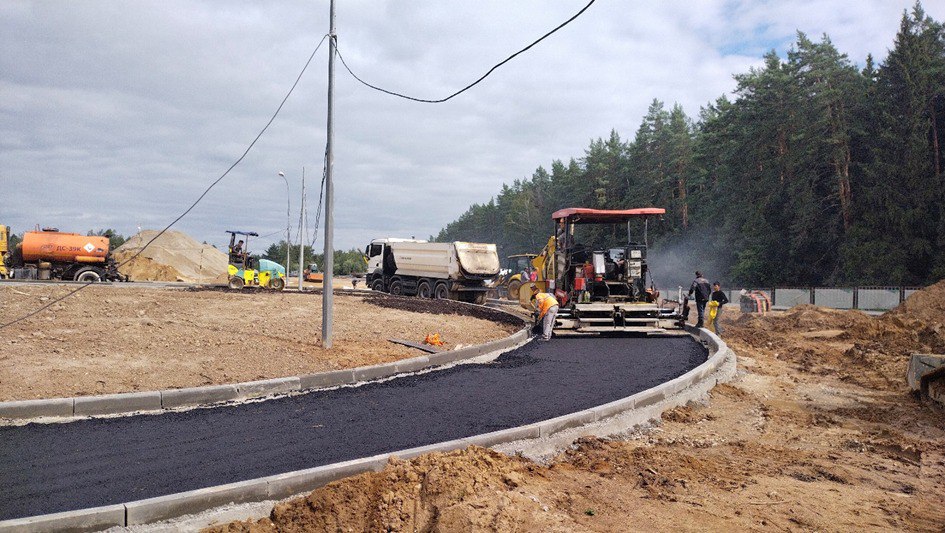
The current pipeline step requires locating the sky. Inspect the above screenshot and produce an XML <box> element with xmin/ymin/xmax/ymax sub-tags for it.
<box><xmin>2</xmin><ymin>0</ymin><xmax>943</xmax><ymax>253</ymax></box>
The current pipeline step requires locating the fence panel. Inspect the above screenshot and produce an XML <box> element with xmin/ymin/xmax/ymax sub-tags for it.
<box><xmin>903</xmin><ymin>287</ymin><xmax>920</xmax><ymax>301</ymax></box>
<box><xmin>857</xmin><ymin>287</ymin><xmax>900</xmax><ymax>311</ymax></box>
<box><xmin>814</xmin><ymin>288</ymin><xmax>855</xmax><ymax>309</ymax></box>
<box><xmin>774</xmin><ymin>288</ymin><xmax>810</xmax><ymax>307</ymax></box>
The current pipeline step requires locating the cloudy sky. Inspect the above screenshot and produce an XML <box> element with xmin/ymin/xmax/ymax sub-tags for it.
<box><xmin>3</xmin><ymin>0</ymin><xmax>942</xmax><ymax>253</ymax></box>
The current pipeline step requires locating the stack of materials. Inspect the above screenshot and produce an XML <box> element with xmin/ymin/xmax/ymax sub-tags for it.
<box><xmin>113</xmin><ymin>230</ymin><xmax>228</xmax><ymax>283</ymax></box>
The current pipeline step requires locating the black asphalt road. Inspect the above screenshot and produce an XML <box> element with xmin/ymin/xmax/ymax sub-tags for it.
<box><xmin>0</xmin><ymin>336</ymin><xmax>706</xmax><ymax>520</ymax></box>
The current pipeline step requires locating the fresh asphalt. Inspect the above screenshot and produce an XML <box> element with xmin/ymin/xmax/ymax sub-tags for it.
<box><xmin>0</xmin><ymin>335</ymin><xmax>706</xmax><ymax>520</ymax></box>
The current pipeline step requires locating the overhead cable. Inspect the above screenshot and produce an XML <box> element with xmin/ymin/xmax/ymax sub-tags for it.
<box><xmin>335</xmin><ymin>0</ymin><xmax>596</xmax><ymax>103</ymax></box>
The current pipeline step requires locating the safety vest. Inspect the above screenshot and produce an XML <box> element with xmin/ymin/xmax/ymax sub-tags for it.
<box><xmin>535</xmin><ymin>293</ymin><xmax>559</xmax><ymax>318</ymax></box>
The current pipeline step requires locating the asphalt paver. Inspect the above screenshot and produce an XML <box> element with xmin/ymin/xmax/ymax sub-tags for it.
<box><xmin>0</xmin><ymin>335</ymin><xmax>706</xmax><ymax>520</ymax></box>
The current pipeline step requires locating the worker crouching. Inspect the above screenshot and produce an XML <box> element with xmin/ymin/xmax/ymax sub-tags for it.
<box><xmin>530</xmin><ymin>286</ymin><xmax>559</xmax><ymax>341</ymax></box>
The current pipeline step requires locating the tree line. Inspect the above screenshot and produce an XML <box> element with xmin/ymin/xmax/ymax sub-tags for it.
<box><xmin>434</xmin><ymin>4</ymin><xmax>945</xmax><ymax>287</ymax></box>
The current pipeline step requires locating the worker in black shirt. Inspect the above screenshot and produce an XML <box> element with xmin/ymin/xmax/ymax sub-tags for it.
<box><xmin>710</xmin><ymin>282</ymin><xmax>730</xmax><ymax>335</ymax></box>
<box><xmin>688</xmin><ymin>271</ymin><xmax>712</xmax><ymax>328</ymax></box>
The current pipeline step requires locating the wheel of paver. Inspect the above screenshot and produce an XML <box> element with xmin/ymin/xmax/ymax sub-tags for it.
<box><xmin>74</xmin><ymin>266</ymin><xmax>105</xmax><ymax>282</ymax></box>
<box><xmin>417</xmin><ymin>280</ymin><xmax>433</xmax><ymax>298</ymax></box>
<box><xmin>228</xmin><ymin>276</ymin><xmax>245</xmax><ymax>290</ymax></box>
<box><xmin>433</xmin><ymin>282</ymin><xmax>449</xmax><ymax>300</ymax></box>
<box><xmin>473</xmin><ymin>292</ymin><xmax>487</xmax><ymax>305</ymax></box>
<box><xmin>270</xmin><ymin>277</ymin><xmax>286</xmax><ymax>291</ymax></box>
<box><xmin>389</xmin><ymin>279</ymin><xmax>404</xmax><ymax>296</ymax></box>
<box><xmin>370</xmin><ymin>278</ymin><xmax>385</xmax><ymax>292</ymax></box>
<box><xmin>507</xmin><ymin>279</ymin><xmax>522</xmax><ymax>300</ymax></box>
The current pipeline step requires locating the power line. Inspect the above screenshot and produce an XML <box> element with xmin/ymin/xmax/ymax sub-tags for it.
<box><xmin>0</xmin><ymin>34</ymin><xmax>330</xmax><ymax>330</ymax></box>
<box><xmin>335</xmin><ymin>0</ymin><xmax>596</xmax><ymax>103</ymax></box>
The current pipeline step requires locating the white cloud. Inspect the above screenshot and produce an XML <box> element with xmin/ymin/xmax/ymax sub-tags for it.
<box><xmin>1</xmin><ymin>0</ymin><xmax>942</xmax><ymax>253</ymax></box>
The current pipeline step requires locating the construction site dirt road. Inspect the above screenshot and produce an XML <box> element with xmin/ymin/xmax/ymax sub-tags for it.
<box><xmin>0</xmin><ymin>285</ymin><xmax>519</xmax><ymax>401</ymax></box>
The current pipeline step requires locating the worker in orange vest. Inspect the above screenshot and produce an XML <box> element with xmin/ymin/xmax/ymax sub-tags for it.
<box><xmin>530</xmin><ymin>286</ymin><xmax>559</xmax><ymax>341</ymax></box>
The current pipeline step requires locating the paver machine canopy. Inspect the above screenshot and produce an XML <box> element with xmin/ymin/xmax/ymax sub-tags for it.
<box><xmin>540</xmin><ymin>207</ymin><xmax>682</xmax><ymax>334</ymax></box>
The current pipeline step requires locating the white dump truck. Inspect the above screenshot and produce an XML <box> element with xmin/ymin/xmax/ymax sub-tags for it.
<box><xmin>364</xmin><ymin>238</ymin><xmax>500</xmax><ymax>304</ymax></box>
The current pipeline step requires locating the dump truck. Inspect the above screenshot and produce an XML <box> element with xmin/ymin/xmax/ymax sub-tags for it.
<box><xmin>2</xmin><ymin>227</ymin><xmax>125</xmax><ymax>282</ymax></box>
<box><xmin>519</xmin><ymin>208</ymin><xmax>683</xmax><ymax>334</ymax></box>
<box><xmin>364</xmin><ymin>238</ymin><xmax>499</xmax><ymax>304</ymax></box>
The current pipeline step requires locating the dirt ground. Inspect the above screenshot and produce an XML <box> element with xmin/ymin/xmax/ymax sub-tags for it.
<box><xmin>214</xmin><ymin>282</ymin><xmax>945</xmax><ymax>532</ymax></box>
<box><xmin>0</xmin><ymin>285</ymin><xmax>520</xmax><ymax>401</ymax></box>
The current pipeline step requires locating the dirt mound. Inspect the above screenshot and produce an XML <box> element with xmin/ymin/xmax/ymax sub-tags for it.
<box><xmin>884</xmin><ymin>279</ymin><xmax>945</xmax><ymax>351</ymax></box>
<box><xmin>210</xmin><ymin>447</ymin><xmax>548</xmax><ymax>533</ymax></box>
<box><xmin>114</xmin><ymin>230</ymin><xmax>228</xmax><ymax>283</ymax></box>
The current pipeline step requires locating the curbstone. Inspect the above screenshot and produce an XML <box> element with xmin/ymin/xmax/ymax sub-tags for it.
<box><xmin>426</xmin><ymin>346</ymin><xmax>480</xmax><ymax>366</ymax></box>
<box><xmin>74</xmin><ymin>391</ymin><xmax>162</xmax><ymax>417</ymax></box>
<box><xmin>591</xmin><ymin>396</ymin><xmax>636</xmax><ymax>420</ymax></box>
<box><xmin>394</xmin><ymin>356</ymin><xmax>432</xmax><ymax>374</ymax></box>
<box><xmin>265</xmin><ymin>454</ymin><xmax>389</xmax><ymax>501</ymax></box>
<box><xmin>463</xmin><ymin>424</ymin><xmax>541</xmax><ymax>448</ymax></box>
<box><xmin>298</xmin><ymin>369</ymin><xmax>356</xmax><ymax>390</ymax></box>
<box><xmin>236</xmin><ymin>377</ymin><xmax>300</xmax><ymax>399</ymax></box>
<box><xmin>389</xmin><ymin>438</ymin><xmax>469</xmax><ymax>460</ymax></box>
<box><xmin>0</xmin><ymin>398</ymin><xmax>74</xmax><ymax>420</ymax></box>
<box><xmin>353</xmin><ymin>363</ymin><xmax>397</xmax><ymax>382</ymax></box>
<box><xmin>0</xmin><ymin>504</ymin><xmax>125</xmax><ymax>533</ymax></box>
<box><xmin>125</xmin><ymin>478</ymin><xmax>270</xmax><ymax>526</ymax></box>
<box><xmin>538</xmin><ymin>409</ymin><xmax>597</xmax><ymax>437</ymax></box>
<box><xmin>161</xmin><ymin>384</ymin><xmax>239</xmax><ymax>409</ymax></box>
<box><xmin>631</xmin><ymin>386</ymin><xmax>663</xmax><ymax>409</ymax></box>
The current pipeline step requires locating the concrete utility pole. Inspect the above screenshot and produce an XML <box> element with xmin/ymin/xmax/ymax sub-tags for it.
<box><xmin>298</xmin><ymin>167</ymin><xmax>306</xmax><ymax>292</ymax></box>
<box><xmin>278</xmin><ymin>171</ymin><xmax>290</xmax><ymax>275</ymax></box>
<box><xmin>322</xmin><ymin>0</ymin><xmax>336</xmax><ymax>348</ymax></box>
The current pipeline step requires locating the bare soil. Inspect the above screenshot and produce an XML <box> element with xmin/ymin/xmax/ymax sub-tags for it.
<box><xmin>0</xmin><ymin>285</ymin><xmax>519</xmax><ymax>401</ymax></box>
<box><xmin>213</xmin><ymin>282</ymin><xmax>945</xmax><ymax>532</ymax></box>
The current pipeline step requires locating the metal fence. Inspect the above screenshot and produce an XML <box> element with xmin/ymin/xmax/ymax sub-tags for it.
<box><xmin>659</xmin><ymin>286</ymin><xmax>923</xmax><ymax>312</ymax></box>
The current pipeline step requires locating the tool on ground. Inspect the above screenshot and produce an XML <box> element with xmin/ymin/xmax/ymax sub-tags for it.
<box><xmin>423</xmin><ymin>333</ymin><xmax>445</xmax><ymax>347</ymax></box>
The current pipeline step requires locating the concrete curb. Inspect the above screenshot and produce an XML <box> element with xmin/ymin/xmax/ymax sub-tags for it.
<box><xmin>0</xmin><ymin>306</ymin><xmax>528</xmax><ymax>422</ymax></box>
<box><xmin>0</xmin><ymin>328</ymin><xmax>734</xmax><ymax>532</ymax></box>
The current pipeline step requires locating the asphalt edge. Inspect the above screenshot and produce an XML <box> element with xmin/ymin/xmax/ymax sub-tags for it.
<box><xmin>0</xmin><ymin>327</ymin><xmax>734</xmax><ymax>532</ymax></box>
<box><xmin>0</xmin><ymin>300</ymin><xmax>528</xmax><ymax>422</ymax></box>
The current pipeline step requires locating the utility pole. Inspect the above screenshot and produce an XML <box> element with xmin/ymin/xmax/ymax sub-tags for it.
<box><xmin>322</xmin><ymin>0</ymin><xmax>336</xmax><ymax>348</ymax></box>
<box><xmin>298</xmin><ymin>167</ymin><xmax>306</xmax><ymax>292</ymax></box>
<box><xmin>278</xmin><ymin>171</ymin><xmax>290</xmax><ymax>276</ymax></box>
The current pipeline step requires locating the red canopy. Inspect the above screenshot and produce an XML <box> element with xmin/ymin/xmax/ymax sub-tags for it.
<box><xmin>551</xmin><ymin>207</ymin><xmax>665</xmax><ymax>223</ymax></box>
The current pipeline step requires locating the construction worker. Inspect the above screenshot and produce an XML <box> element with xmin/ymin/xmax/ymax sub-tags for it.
<box><xmin>530</xmin><ymin>286</ymin><xmax>559</xmax><ymax>341</ymax></box>
<box><xmin>688</xmin><ymin>271</ymin><xmax>712</xmax><ymax>328</ymax></box>
<box><xmin>710</xmin><ymin>282</ymin><xmax>730</xmax><ymax>336</ymax></box>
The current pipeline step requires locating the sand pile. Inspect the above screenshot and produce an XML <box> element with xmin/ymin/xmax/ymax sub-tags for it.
<box><xmin>210</xmin><ymin>447</ymin><xmax>548</xmax><ymax>533</ymax></box>
<box><xmin>113</xmin><ymin>230</ymin><xmax>228</xmax><ymax>283</ymax></box>
<box><xmin>883</xmin><ymin>279</ymin><xmax>945</xmax><ymax>348</ymax></box>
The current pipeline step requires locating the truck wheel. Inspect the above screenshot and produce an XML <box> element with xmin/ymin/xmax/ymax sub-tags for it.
<box><xmin>270</xmin><ymin>277</ymin><xmax>286</xmax><ymax>291</ymax></box>
<box><xmin>417</xmin><ymin>280</ymin><xmax>433</xmax><ymax>298</ymax></box>
<box><xmin>433</xmin><ymin>282</ymin><xmax>449</xmax><ymax>300</ymax></box>
<box><xmin>74</xmin><ymin>266</ymin><xmax>105</xmax><ymax>282</ymax></box>
<box><xmin>473</xmin><ymin>292</ymin><xmax>487</xmax><ymax>305</ymax></box>
<box><xmin>228</xmin><ymin>276</ymin><xmax>245</xmax><ymax>290</ymax></box>
<box><xmin>389</xmin><ymin>279</ymin><xmax>404</xmax><ymax>296</ymax></box>
<box><xmin>507</xmin><ymin>279</ymin><xmax>522</xmax><ymax>300</ymax></box>
<box><xmin>370</xmin><ymin>279</ymin><xmax>385</xmax><ymax>292</ymax></box>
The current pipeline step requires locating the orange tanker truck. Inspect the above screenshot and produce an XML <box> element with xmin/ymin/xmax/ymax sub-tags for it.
<box><xmin>2</xmin><ymin>227</ymin><xmax>126</xmax><ymax>282</ymax></box>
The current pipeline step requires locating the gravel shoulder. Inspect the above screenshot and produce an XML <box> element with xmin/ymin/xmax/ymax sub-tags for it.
<box><xmin>0</xmin><ymin>285</ymin><xmax>519</xmax><ymax>401</ymax></box>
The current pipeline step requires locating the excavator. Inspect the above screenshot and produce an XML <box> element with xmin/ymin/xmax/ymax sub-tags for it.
<box><xmin>518</xmin><ymin>208</ymin><xmax>684</xmax><ymax>335</ymax></box>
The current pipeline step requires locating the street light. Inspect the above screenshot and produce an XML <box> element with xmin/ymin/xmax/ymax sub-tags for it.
<box><xmin>278</xmin><ymin>171</ymin><xmax>291</xmax><ymax>277</ymax></box>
